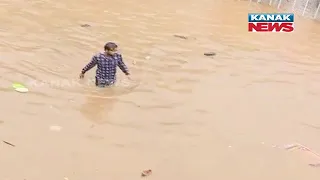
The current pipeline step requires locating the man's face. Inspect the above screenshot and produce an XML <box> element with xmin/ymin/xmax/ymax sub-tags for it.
<box><xmin>107</xmin><ymin>48</ymin><xmax>117</xmax><ymax>55</ymax></box>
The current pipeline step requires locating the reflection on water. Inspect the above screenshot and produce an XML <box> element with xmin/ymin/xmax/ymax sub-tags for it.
<box><xmin>80</xmin><ymin>89</ymin><xmax>118</xmax><ymax>124</ymax></box>
<box><xmin>0</xmin><ymin>0</ymin><xmax>320</xmax><ymax>180</ymax></box>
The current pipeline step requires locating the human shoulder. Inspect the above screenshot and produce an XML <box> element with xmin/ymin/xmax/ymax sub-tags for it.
<box><xmin>92</xmin><ymin>52</ymin><xmax>104</xmax><ymax>58</ymax></box>
<box><xmin>114</xmin><ymin>53</ymin><xmax>123</xmax><ymax>59</ymax></box>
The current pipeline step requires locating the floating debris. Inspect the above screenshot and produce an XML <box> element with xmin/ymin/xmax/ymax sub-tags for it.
<box><xmin>279</xmin><ymin>143</ymin><xmax>320</xmax><ymax>160</ymax></box>
<box><xmin>283</xmin><ymin>144</ymin><xmax>299</xmax><ymax>150</ymax></box>
<box><xmin>15</xmin><ymin>87</ymin><xmax>29</xmax><ymax>93</ymax></box>
<box><xmin>309</xmin><ymin>163</ymin><xmax>320</xmax><ymax>167</ymax></box>
<box><xmin>173</xmin><ymin>34</ymin><xmax>188</xmax><ymax>40</ymax></box>
<box><xmin>49</xmin><ymin>125</ymin><xmax>62</xmax><ymax>131</ymax></box>
<box><xmin>80</xmin><ymin>24</ymin><xmax>91</xmax><ymax>27</ymax></box>
<box><xmin>281</xmin><ymin>143</ymin><xmax>312</xmax><ymax>152</ymax></box>
<box><xmin>204</xmin><ymin>52</ymin><xmax>216</xmax><ymax>56</ymax></box>
<box><xmin>3</xmin><ymin>140</ymin><xmax>15</xmax><ymax>147</ymax></box>
<box><xmin>12</xmin><ymin>83</ymin><xmax>29</xmax><ymax>93</ymax></box>
<box><xmin>12</xmin><ymin>83</ymin><xmax>25</xmax><ymax>89</ymax></box>
<box><xmin>141</xmin><ymin>169</ymin><xmax>152</xmax><ymax>177</ymax></box>
<box><xmin>273</xmin><ymin>143</ymin><xmax>320</xmax><ymax>167</ymax></box>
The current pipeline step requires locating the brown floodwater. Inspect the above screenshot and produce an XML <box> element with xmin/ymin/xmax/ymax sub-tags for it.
<box><xmin>1</xmin><ymin>0</ymin><xmax>320</xmax><ymax>179</ymax></box>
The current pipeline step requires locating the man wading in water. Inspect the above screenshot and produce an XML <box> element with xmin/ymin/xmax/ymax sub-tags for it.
<box><xmin>79</xmin><ymin>42</ymin><xmax>131</xmax><ymax>87</ymax></box>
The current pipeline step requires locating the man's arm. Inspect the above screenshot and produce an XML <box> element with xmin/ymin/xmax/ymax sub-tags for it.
<box><xmin>81</xmin><ymin>56</ymin><xmax>97</xmax><ymax>74</ymax></box>
<box><xmin>117</xmin><ymin>54</ymin><xmax>130</xmax><ymax>75</ymax></box>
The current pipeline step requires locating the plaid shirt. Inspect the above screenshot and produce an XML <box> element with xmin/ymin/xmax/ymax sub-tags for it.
<box><xmin>82</xmin><ymin>52</ymin><xmax>129</xmax><ymax>84</ymax></box>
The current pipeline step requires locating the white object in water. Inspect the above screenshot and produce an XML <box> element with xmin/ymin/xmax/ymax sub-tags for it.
<box><xmin>15</xmin><ymin>87</ymin><xmax>29</xmax><ymax>93</ymax></box>
<box><xmin>49</xmin><ymin>125</ymin><xmax>62</xmax><ymax>131</ymax></box>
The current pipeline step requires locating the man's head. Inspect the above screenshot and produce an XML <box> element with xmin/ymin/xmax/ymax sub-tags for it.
<box><xmin>104</xmin><ymin>42</ymin><xmax>118</xmax><ymax>56</ymax></box>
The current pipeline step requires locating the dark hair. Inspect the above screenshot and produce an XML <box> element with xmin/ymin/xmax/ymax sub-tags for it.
<box><xmin>104</xmin><ymin>42</ymin><xmax>118</xmax><ymax>51</ymax></box>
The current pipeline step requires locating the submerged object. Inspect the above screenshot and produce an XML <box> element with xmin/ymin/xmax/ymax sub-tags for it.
<box><xmin>141</xmin><ymin>169</ymin><xmax>152</xmax><ymax>177</ymax></box>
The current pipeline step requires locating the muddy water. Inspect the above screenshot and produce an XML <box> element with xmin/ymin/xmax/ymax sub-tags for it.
<box><xmin>1</xmin><ymin>0</ymin><xmax>320</xmax><ymax>179</ymax></box>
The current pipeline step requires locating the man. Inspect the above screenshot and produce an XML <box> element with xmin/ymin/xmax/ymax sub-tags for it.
<box><xmin>79</xmin><ymin>42</ymin><xmax>131</xmax><ymax>87</ymax></box>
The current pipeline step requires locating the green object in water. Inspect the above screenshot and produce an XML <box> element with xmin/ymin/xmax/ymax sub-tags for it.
<box><xmin>12</xmin><ymin>83</ymin><xmax>25</xmax><ymax>89</ymax></box>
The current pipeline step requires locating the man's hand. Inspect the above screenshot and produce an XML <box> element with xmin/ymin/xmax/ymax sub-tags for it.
<box><xmin>79</xmin><ymin>72</ymin><xmax>85</xmax><ymax>79</ymax></box>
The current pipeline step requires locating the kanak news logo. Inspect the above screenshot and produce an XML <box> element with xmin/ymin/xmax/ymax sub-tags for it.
<box><xmin>248</xmin><ymin>13</ymin><xmax>294</xmax><ymax>32</ymax></box>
